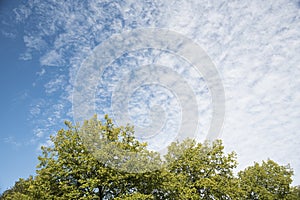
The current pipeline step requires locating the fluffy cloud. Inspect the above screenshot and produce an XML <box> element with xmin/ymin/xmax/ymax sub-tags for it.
<box><xmin>10</xmin><ymin>0</ymin><xmax>300</xmax><ymax>185</ymax></box>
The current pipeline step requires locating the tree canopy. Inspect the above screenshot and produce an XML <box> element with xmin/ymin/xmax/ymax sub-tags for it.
<box><xmin>1</xmin><ymin>115</ymin><xmax>298</xmax><ymax>200</ymax></box>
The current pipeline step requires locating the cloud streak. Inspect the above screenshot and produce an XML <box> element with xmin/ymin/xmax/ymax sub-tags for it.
<box><xmin>7</xmin><ymin>0</ymin><xmax>300</xmax><ymax>184</ymax></box>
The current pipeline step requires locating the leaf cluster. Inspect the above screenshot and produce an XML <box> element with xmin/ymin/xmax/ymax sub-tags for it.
<box><xmin>1</xmin><ymin>115</ymin><xmax>298</xmax><ymax>200</ymax></box>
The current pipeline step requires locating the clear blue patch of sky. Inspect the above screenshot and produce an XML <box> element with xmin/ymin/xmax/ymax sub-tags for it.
<box><xmin>0</xmin><ymin>0</ymin><xmax>44</xmax><ymax>192</ymax></box>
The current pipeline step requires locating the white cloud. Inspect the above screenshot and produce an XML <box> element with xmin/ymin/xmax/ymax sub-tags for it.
<box><xmin>36</xmin><ymin>138</ymin><xmax>54</xmax><ymax>152</ymax></box>
<box><xmin>33</xmin><ymin>128</ymin><xmax>45</xmax><ymax>138</ymax></box>
<box><xmin>44</xmin><ymin>75</ymin><xmax>65</xmax><ymax>94</ymax></box>
<box><xmin>14</xmin><ymin>0</ymin><xmax>300</xmax><ymax>185</ymax></box>
<box><xmin>19</xmin><ymin>51</ymin><xmax>32</xmax><ymax>61</ymax></box>
<box><xmin>155</xmin><ymin>0</ymin><xmax>300</xmax><ymax>185</ymax></box>
<box><xmin>36</xmin><ymin>68</ymin><xmax>46</xmax><ymax>76</ymax></box>
<box><xmin>40</xmin><ymin>50</ymin><xmax>65</xmax><ymax>67</ymax></box>
<box><xmin>3</xmin><ymin>136</ymin><xmax>22</xmax><ymax>148</ymax></box>
<box><xmin>13</xmin><ymin>4</ymin><xmax>31</xmax><ymax>22</ymax></box>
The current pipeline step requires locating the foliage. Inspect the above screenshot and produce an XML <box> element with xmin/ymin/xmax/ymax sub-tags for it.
<box><xmin>28</xmin><ymin>115</ymin><xmax>163</xmax><ymax>199</ymax></box>
<box><xmin>0</xmin><ymin>177</ymin><xmax>34</xmax><ymax>200</ymax></box>
<box><xmin>0</xmin><ymin>115</ymin><xmax>298</xmax><ymax>200</ymax></box>
<box><xmin>238</xmin><ymin>159</ymin><xmax>294</xmax><ymax>200</ymax></box>
<box><xmin>163</xmin><ymin>139</ymin><xmax>242</xmax><ymax>199</ymax></box>
<box><xmin>287</xmin><ymin>186</ymin><xmax>300</xmax><ymax>199</ymax></box>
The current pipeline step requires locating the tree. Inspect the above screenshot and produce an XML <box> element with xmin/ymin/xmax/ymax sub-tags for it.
<box><xmin>0</xmin><ymin>177</ymin><xmax>34</xmax><ymax>200</ymax></box>
<box><xmin>162</xmin><ymin>139</ymin><xmax>242</xmax><ymax>199</ymax></box>
<box><xmin>14</xmin><ymin>115</ymin><xmax>163</xmax><ymax>199</ymax></box>
<box><xmin>287</xmin><ymin>186</ymin><xmax>300</xmax><ymax>200</ymax></box>
<box><xmin>1</xmin><ymin>115</ymin><xmax>298</xmax><ymax>199</ymax></box>
<box><xmin>238</xmin><ymin>159</ymin><xmax>294</xmax><ymax>200</ymax></box>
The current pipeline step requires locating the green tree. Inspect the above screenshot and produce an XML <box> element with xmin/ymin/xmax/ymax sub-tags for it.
<box><xmin>163</xmin><ymin>139</ymin><xmax>242</xmax><ymax>199</ymax></box>
<box><xmin>0</xmin><ymin>177</ymin><xmax>34</xmax><ymax>200</ymax></box>
<box><xmin>1</xmin><ymin>115</ymin><xmax>298</xmax><ymax>200</ymax></box>
<box><xmin>238</xmin><ymin>159</ymin><xmax>294</xmax><ymax>200</ymax></box>
<box><xmin>18</xmin><ymin>115</ymin><xmax>163</xmax><ymax>199</ymax></box>
<box><xmin>115</xmin><ymin>192</ymin><xmax>154</xmax><ymax>200</ymax></box>
<box><xmin>287</xmin><ymin>186</ymin><xmax>300</xmax><ymax>200</ymax></box>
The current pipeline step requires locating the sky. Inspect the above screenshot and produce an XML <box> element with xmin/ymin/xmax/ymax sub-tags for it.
<box><xmin>1</xmin><ymin>0</ymin><xmax>300</xmax><ymax>192</ymax></box>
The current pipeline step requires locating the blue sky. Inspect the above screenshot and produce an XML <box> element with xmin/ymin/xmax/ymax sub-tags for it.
<box><xmin>1</xmin><ymin>0</ymin><xmax>300</xmax><ymax>192</ymax></box>
<box><xmin>0</xmin><ymin>0</ymin><xmax>44</xmax><ymax>192</ymax></box>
